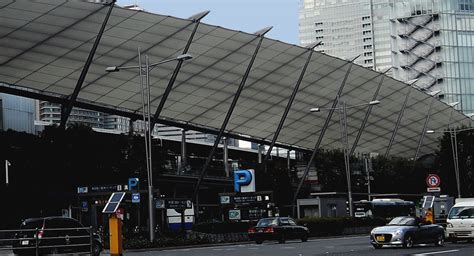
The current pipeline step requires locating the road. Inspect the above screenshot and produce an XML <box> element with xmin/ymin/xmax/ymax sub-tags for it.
<box><xmin>125</xmin><ymin>236</ymin><xmax>474</xmax><ymax>256</ymax></box>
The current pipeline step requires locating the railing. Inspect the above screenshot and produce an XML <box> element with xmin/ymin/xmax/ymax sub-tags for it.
<box><xmin>398</xmin><ymin>15</ymin><xmax>436</xmax><ymax>37</ymax></box>
<box><xmin>0</xmin><ymin>226</ymin><xmax>97</xmax><ymax>256</ymax></box>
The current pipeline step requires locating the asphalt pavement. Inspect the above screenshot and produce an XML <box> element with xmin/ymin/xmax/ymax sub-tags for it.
<box><xmin>1</xmin><ymin>236</ymin><xmax>473</xmax><ymax>255</ymax></box>
<box><xmin>124</xmin><ymin>236</ymin><xmax>474</xmax><ymax>256</ymax></box>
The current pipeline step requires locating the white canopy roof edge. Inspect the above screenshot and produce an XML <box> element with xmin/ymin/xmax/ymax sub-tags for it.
<box><xmin>0</xmin><ymin>0</ymin><xmax>470</xmax><ymax>157</ymax></box>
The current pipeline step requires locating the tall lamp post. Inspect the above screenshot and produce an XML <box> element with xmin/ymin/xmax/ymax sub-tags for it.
<box><xmin>426</xmin><ymin>127</ymin><xmax>474</xmax><ymax>199</ymax></box>
<box><xmin>106</xmin><ymin>50</ymin><xmax>192</xmax><ymax>242</ymax></box>
<box><xmin>310</xmin><ymin>98</ymin><xmax>381</xmax><ymax>216</ymax></box>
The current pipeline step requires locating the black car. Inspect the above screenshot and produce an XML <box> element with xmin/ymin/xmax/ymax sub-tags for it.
<box><xmin>13</xmin><ymin>217</ymin><xmax>103</xmax><ymax>256</ymax></box>
<box><xmin>370</xmin><ymin>216</ymin><xmax>445</xmax><ymax>249</ymax></box>
<box><xmin>248</xmin><ymin>217</ymin><xmax>309</xmax><ymax>244</ymax></box>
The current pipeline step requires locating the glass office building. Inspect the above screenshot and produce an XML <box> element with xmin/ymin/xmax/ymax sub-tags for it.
<box><xmin>391</xmin><ymin>0</ymin><xmax>474</xmax><ymax>113</ymax></box>
<box><xmin>299</xmin><ymin>0</ymin><xmax>392</xmax><ymax>71</ymax></box>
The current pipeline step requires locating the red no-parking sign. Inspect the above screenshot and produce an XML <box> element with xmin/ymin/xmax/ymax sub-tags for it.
<box><xmin>426</xmin><ymin>174</ymin><xmax>441</xmax><ymax>188</ymax></box>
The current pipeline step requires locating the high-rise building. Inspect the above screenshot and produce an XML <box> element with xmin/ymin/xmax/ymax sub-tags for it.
<box><xmin>390</xmin><ymin>0</ymin><xmax>474</xmax><ymax>113</ymax></box>
<box><xmin>299</xmin><ymin>0</ymin><xmax>474</xmax><ymax>114</ymax></box>
<box><xmin>299</xmin><ymin>0</ymin><xmax>392</xmax><ymax>71</ymax></box>
<box><xmin>0</xmin><ymin>93</ymin><xmax>36</xmax><ymax>133</ymax></box>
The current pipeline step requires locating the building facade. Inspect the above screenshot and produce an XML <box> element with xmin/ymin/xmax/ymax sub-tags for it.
<box><xmin>39</xmin><ymin>102</ymin><xmax>105</xmax><ymax>128</ymax></box>
<box><xmin>390</xmin><ymin>0</ymin><xmax>474</xmax><ymax>113</ymax></box>
<box><xmin>299</xmin><ymin>0</ymin><xmax>392</xmax><ymax>71</ymax></box>
<box><xmin>0</xmin><ymin>93</ymin><xmax>36</xmax><ymax>133</ymax></box>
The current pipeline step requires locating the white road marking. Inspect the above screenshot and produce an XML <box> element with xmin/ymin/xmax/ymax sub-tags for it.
<box><xmin>281</xmin><ymin>246</ymin><xmax>295</xmax><ymax>249</ymax></box>
<box><xmin>412</xmin><ymin>249</ymin><xmax>460</xmax><ymax>255</ymax></box>
<box><xmin>248</xmin><ymin>247</ymin><xmax>259</xmax><ymax>250</ymax></box>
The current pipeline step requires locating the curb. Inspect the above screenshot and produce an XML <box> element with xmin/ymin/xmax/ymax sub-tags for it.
<box><xmin>119</xmin><ymin>233</ymin><xmax>370</xmax><ymax>253</ymax></box>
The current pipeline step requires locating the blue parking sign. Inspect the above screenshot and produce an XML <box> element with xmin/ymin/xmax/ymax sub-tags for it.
<box><xmin>132</xmin><ymin>193</ymin><xmax>140</xmax><ymax>203</ymax></box>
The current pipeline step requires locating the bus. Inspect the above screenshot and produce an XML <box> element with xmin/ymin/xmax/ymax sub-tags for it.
<box><xmin>354</xmin><ymin>199</ymin><xmax>415</xmax><ymax>219</ymax></box>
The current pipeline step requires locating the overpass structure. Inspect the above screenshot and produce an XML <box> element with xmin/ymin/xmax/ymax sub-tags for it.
<box><xmin>0</xmin><ymin>1</ymin><xmax>471</xmax><ymax>197</ymax></box>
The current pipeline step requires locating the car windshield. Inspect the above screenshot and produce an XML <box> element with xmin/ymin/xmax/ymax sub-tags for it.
<box><xmin>387</xmin><ymin>217</ymin><xmax>416</xmax><ymax>226</ymax></box>
<box><xmin>256</xmin><ymin>218</ymin><xmax>278</xmax><ymax>227</ymax></box>
<box><xmin>449</xmin><ymin>207</ymin><xmax>474</xmax><ymax>219</ymax></box>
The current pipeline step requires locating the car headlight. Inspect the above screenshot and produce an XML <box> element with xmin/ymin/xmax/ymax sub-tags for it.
<box><xmin>394</xmin><ymin>229</ymin><xmax>403</xmax><ymax>236</ymax></box>
<box><xmin>447</xmin><ymin>222</ymin><xmax>453</xmax><ymax>228</ymax></box>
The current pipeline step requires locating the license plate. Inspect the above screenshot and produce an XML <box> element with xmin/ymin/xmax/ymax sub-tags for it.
<box><xmin>21</xmin><ymin>240</ymin><xmax>29</xmax><ymax>245</ymax></box>
<box><xmin>376</xmin><ymin>235</ymin><xmax>385</xmax><ymax>242</ymax></box>
<box><xmin>258</xmin><ymin>230</ymin><xmax>263</xmax><ymax>233</ymax></box>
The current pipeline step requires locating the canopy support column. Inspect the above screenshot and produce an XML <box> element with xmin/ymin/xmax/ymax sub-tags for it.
<box><xmin>292</xmin><ymin>55</ymin><xmax>359</xmax><ymax>216</ymax></box>
<box><xmin>223</xmin><ymin>138</ymin><xmax>229</xmax><ymax>177</ymax></box>
<box><xmin>349</xmin><ymin>68</ymin><xmax>390</xmax><ymax>155</ymax></box>
<box><xmin>384</xmin><ymin>86</ymin><xmax>413</xmax><ymax>158</ymax></box>
<box><xmin>148</xmin><ymin>11</ymin><xmax>209</xmax><ymax>131</ymax></box>
<box><xmin>191</xmin><ymin>27</ymin><xmax>272</xmax><ymax>202</ymax></box>
<box><xmin>262</xmin><ymin>42</ymin><xmax>320</xmax><ymax>170</ymax></box>
<box><xmin>414</xmin><ymin>96</ymin><xmax>436</xmax><ymax>159</ymax></box>
<box><xmin>59</xmin><ymin>0</ymin><xmax>116</xmax><ymax>129</ymax></box>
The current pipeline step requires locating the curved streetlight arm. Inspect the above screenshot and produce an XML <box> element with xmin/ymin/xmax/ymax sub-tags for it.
<box><xmin>427</xmin><ymin>127</ymin><xmax>474</xmax><ymax>134</ymax></box>
<box><xmin>105</xmin><ymin>54</ymin><xmax>193</xmax><ymax>72</ymax></box>
<box><xmin>310</xmin><ymin>100</ymin><xmax>381</xmax><ymax>112</ymax></box>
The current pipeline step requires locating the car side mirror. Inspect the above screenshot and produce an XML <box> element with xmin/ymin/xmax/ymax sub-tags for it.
<box><xmin>303</xmin><ymin>223</ymin><xmax>307</xmax><ymax>227</ymax></box>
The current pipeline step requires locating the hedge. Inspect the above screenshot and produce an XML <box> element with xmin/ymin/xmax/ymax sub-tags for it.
<box><xmin>121</xmin><ymin>217</ymin><xmax>387</xmax><ymax>248</ymax></box>
<box><xmin>192</xmin><ymin>221</ymin><xmax>253</xmax><ymax>234</ymax></box>
<box><xmin>297</xmin><ymin>217</ymin><xmax>387</xmax><ymax>237</ymax></box>
<box><xmin>193</xmin><ymin>217</ymin><xmax>386</xmax><ymax>236</ymax></box>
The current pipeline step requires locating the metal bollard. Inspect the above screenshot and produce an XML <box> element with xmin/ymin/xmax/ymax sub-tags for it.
<box><xmin>90</xmin><ymin>226</ymin><xmax>94</xmax><ymax>255</ymax></box>
<box><xmin>35</xmin><ymin>228</ymin><xmax>39</xmax><ymax>256</ymax></box>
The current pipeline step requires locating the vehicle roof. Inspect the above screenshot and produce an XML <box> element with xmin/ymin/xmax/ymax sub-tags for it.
<box><xmin>453</xmin><ymin>202</ymin><xmax>474</xmax><ymax>207</ymax></box>
<box><xmin>23</xmin><ymin>216</ymin><xmax>78</xmax><ymax>222</ymax></box>
<box><xmin>259</xmin><ymin>217</ymin><xmax>290</xmax><ymax>220</ymax></box>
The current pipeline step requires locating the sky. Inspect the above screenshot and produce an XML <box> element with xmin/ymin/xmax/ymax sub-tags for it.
<box><xmin>116</xmin><ymin>0</ymin><xmax>300</xmax><ymax>45</ymax></box>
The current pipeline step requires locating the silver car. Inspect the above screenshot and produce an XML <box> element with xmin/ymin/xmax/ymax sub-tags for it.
<box><xmin>370</xmin><ymin>216</ymin><xmax>445</xmax><ymax>249</ymax></box>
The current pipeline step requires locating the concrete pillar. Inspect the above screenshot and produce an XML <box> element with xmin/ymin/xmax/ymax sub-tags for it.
<box><xmin>258</xmin><ymin>144</ymin><xmax>263</xmax><ymax>164</ymax></box>
<box><xmin>128</xmin><ymin>119</ymin><xmax>134</xmax><ymax>136</ymax></box>
<box><xmin>287</xmin><ymin>150</ymin><xmax>291</xmax><ymax>170</ymax></box>
<box><xmin>181</xmin><ymin>129</ymin><xmax>187</xmax><ymax>171</ymax></box>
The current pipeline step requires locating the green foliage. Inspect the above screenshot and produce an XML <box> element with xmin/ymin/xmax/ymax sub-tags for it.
<box><xmin>435</xmin><ymin>127</ymin><xmax>474</xmax><ymax>197</ymax></box>
<box><xmin>123</xmin><ymin>235</ymin><xmax>212</xmax><ymax>249</ymax></box>
<box><xmin>297</xmin><ymin>217</ymin><xmax>386</xmax><ymax>237</ymax></box>
<box><xmin>311</xmin><ymin>149</ymin><xmax>429</xmax><ymax>194</ymax></box>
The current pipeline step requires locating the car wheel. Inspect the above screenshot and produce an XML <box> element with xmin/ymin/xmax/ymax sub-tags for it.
<box><xmin>301</xmin><ymin>234</ymin><xmax>308</xmax><ymax>242</ymax></box>
<box><xmin>278</xmin><ymin>234</ymin><xmax>286</xmax><ymax>244</ymax></box>
<box><xmin>403</xmin><ymin>234</ymin><xmax>414</xmax><ymax>248</ymax></box>
<box><xmin>372</xmin><ymin>244</ymin><xmax>382</xmax><ymax>249</ymax></box>
<box><xmin>255</xmin><ymin>239</ymin><xmax>263</xmax><ymax>245</ymax></box>
<box><xmin>92</xmin><ymin>242</ymin><xmax>102</xmax><ymax>256</ymax></box>
<box><xmin>435</xmin><ymin>233</ymin><xmax>445</xmax><ymax>246</ymax></box>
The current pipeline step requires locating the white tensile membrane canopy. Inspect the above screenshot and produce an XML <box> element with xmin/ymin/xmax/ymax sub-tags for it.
<box><xmin>0</xmin><ymin>0</ymin><xmax>470</xmax><ymax>157</ymax></box>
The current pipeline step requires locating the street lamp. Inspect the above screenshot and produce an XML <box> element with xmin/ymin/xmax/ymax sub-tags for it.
<box><xmin>310</xmin><ymin>98</ymin><xmax>381</xmax><ymax>216</ymax></box>
<box><xmin>105</xmin><ymin>50</ymin><xmax>193</xmax><ymax>242</ymax></box>
<box><xmin>426</xmin><ymin>126</ymin><xmax>474</xmax><ymax>199</ymax></box>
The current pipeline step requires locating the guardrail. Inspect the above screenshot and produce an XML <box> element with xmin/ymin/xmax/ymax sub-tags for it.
<box><xmin>0</xmin><ymin>226</ymin><xmax>96</xmax><ymax>256</ymax></box>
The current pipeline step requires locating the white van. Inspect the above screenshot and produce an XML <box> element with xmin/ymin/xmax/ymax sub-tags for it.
<box><xmin>446</xmin><ymin>198</ymin><xmax>474</xmax><ymax>242</ymax></box>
